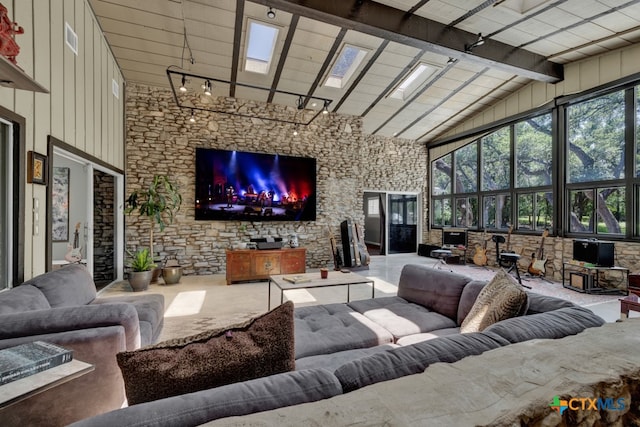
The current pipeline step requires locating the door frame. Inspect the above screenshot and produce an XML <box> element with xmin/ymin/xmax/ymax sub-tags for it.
<box><xmin>47</xmin><ymin>137</ymin><xmax>125</xmax><ymax>281</ymax></box>
<box><xmin>363</xmin><ymin>189</ymin><xmax>422</xmax><ymax>255</ymax></box>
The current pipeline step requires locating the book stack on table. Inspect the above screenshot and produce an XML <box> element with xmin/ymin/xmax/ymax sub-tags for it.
<box><xmin>0</xmin><ymin>341</ymin><xmax>73</xmax><ymax>385</ymax></box>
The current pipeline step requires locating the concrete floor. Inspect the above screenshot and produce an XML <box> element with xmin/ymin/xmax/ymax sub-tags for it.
<box><xmin>102</xmin><ymin>253</ymin><xmax>634</xmax><ymax>328</ymax></box>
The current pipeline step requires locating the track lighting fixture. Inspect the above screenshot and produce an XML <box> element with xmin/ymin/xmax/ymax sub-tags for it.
<box><xmin>293</xmin><ymin>125</ymin><xmax>299</xmax><ymax>136</ymax></box>
<box><xmin>203</xmin><ymin>80</ymin><xmax>212</xmax><ymax>96</ymax></box>
<box><xmin>267</xmin><ymin>7</ymin><xmax>276</xmax><ymax>19</ymax></box>
<box><xmin>447</xmin><ymin>57</ymin><xmax>456</xmax><ymax>65</ymax></box>
<box><xmin>167</xmin><ymin>67</ymin><xmax>332</xmax><ymax>126</ymax></box>
<box><xmin>465</xmin><ymin>33</ymin><xmax>485</xmax><ymax>53</ymax></box>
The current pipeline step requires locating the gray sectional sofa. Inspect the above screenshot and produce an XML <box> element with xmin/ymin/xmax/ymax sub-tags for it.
<box><xmin>0</xmin><ymin>264</ymin><xmax>164</xmax><ymax>427</ymax></box>
<box><xmin>72</xmin><ymin>264</ymin><xmax>604</xmax><ymax>427</ymax></box>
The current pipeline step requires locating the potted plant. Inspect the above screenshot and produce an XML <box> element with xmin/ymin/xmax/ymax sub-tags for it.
<box><xmin>127</xmin><ymin>248</ymin><xmax>156</xmax><ymax>291</ymax></box>
<box><xmin>125</xmin><ymin>175</ymin><xmax>182</xmax><ymax>281</ymax></box>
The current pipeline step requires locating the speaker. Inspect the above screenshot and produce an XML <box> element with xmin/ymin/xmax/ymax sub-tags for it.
<box><xmin>340</xmin><ymin>220</ymin><xmax>356</xmax><ymax>267</ymax></box>
<box><xmin>572</xmin><ymin>239</ymin><xmax>615</xmax><ymax>267</ymax></box>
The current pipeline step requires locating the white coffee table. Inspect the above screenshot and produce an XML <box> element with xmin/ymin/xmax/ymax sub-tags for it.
<box><xmin>268</xmin><ymin>271</ymin><xmax>375</xmax><ymax>309</ymax></box>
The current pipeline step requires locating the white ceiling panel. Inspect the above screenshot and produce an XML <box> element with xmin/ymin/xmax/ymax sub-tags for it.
<box><xmin>88</xmin><ymin>0</ymin><xmax>640</xmax><ymax>143</ymax></box>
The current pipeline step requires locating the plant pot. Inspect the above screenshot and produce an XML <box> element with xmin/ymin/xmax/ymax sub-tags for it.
<box><xmin>162</xmin><ymin>266</ymin><xmax>182</xmax><ymax>285</ymax></box>
<box><xmin>128</xmin><ymin>270</ymin><xmax>153</xmax><ymax>292</ymax></box>
<box><xmin>150</xmin><ymin>266</ymin><xmax>162</xmax><ymax>283</ymax></box>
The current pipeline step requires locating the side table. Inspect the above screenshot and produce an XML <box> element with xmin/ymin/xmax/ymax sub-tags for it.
<box><xmin>619</xmin><ymin>294</ymin><xmax>640</xmax><ymax>320</ymax></box>
<box><xmin>0</xmin><ymin>359</ymin><xmax>94</xmax><ymax>409</ymax></box>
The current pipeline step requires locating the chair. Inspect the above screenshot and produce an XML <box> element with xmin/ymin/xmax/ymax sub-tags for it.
<box><xmin>491</xmin><ymin>235</ymin><xmax>527</xmax><ymax>287</ymax></box>
<box><xmin>430</xmin><ymin>249</ymin><xmax>453</xmax><ymax>271</ymax></box>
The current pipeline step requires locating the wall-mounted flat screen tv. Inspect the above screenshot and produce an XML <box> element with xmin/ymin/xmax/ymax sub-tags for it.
<box><xmin>195</xmin><ymin>148</ymin><xmax>316</xmax><ymax>221</ymax></box>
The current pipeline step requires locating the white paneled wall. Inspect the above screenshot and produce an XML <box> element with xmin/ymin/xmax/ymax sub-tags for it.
<box><xmin>0</xmin><ymin>0</ymin><xmax>124</xmax><ymax>279</ymax></box>
<box><xmin>436</xmin><ymin>44</ymin><xmax>640</xmax><ymax>146</ymax></box>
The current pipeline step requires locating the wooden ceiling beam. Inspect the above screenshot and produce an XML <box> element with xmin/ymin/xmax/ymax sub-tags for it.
<box><xmin>251</xmin><ymin>0</ymin><xmax>563</xmax><ymax>83</ymax></box>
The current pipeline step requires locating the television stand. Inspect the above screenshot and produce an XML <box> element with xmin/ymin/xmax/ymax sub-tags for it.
<box><xmin>226</xmin><ymin>248</ymin><xmax>306</xmax><ymax>285</ymax></box>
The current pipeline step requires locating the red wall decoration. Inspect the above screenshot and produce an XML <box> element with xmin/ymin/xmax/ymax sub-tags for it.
<box><xmin>0</xmin><ymin>3</ymin><xmax>23</xmax><ymax>65</ymax></box>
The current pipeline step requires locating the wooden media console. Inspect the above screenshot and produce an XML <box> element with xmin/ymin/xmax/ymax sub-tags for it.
<box><xmin>225</xmin><ymin>248</ymin><xmax>306</xmax><ymax>285</ymax></box>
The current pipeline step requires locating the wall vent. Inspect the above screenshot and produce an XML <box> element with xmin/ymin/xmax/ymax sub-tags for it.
<box><xmin>65</xmin><ymin>22</ymin><xmax>78</xmax><ymax>55</ymax></box>
<box><xmin>112</xmin><ymin>79</ymin><xmax>119</xmax><ymax>99</ymax></box>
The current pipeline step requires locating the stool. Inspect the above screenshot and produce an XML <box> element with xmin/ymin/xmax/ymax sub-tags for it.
<box><xmin>430</xmin><ymin>249</ymin><xmax>453</xmax><ymax>271</ymax></box>
<box><xmin>498</xmin><ymin>252</ymin><xmax>530</xmax><ymax>288</ymax></box>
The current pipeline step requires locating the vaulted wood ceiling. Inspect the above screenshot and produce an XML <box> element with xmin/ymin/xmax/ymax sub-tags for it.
<box><xmin>88</xmin><ymin>0</ymin><xmax>640</xmax><ymax>141</ymax></box>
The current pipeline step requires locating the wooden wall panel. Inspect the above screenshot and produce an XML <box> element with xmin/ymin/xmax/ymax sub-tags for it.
<box><xmin>63</xmin><ymin>0</ymin><xmax>76</xmax><ymax>146</ymax></box>
<box><xmin>33</xmin><ymin>0</ymin><xmax>52</xmax><ymax>277</ymax></box>
<box><xmin>436</xmin><ymin>44</ymin><xmax>640</xmax><ymax>147</ymax></box>
<box><xmin>0</xmin><ymin>1</ymin><xmax>125</xmax><ymax>280</ymax></box>
<box><xmin>50</xmin><ymin>1</ymin><xmax>65</xmax><ymax>139</ymax></box>
<box><xmin>84</xmin><ymin>6</ymin><xmax>95</xmax><ymax>156</ymax></box>
<box><xmin>92</xmin><ymin>24</ymin><xmax>101</xmax><ymax>158</ymax></box>
<box><xmin>75</xmin><ymin>0</ymin><xmax>86</xmax><ymax>151</ymax></box>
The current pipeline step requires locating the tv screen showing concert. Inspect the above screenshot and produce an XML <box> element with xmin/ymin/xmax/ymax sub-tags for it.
<box><xmin>194</xmin><ymin>148</ymin><xmax>317</xmax><ymax>221</ymax></box>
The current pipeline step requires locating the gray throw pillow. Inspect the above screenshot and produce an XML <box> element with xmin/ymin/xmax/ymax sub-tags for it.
<box><xmin>460</xmin><ymin>270</ymin><xmax>527</xmax><ymax>333</ymax></box>
<box><xmin>117</xmin><ymin>301</ymin><xmax>295</xmax><ymax>405</ymax></box>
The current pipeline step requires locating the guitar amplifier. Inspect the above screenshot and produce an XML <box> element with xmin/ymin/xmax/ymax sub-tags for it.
<box><xmin>340</xmin><ymin>220</ymin><xmax>356</xmax><ymax>267</ymax></box>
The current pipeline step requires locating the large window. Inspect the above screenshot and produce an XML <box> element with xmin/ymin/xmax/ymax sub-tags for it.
<box><xmin>481</xmin><ymin>128</ymin><xmax>510</xmax><ymax>191</ymax></box>
<box><xmin>566</xmin><ymin>90</ymin><xmax>626</xmax><ymax>236</ymax></box>
<box><xmin>432</xmin><ymin>113</ymin><xmax>551</xmax><ymax>232</ymax></box>
<box><xmin>432</xmin><ymin>82</ymin><xmax>640</xmax><ymax>240</ymax></box>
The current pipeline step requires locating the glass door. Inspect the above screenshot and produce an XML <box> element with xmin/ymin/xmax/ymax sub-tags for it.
<box><xmin>388</xmin><ymin>194</ymin><xmax>418</xmax><ymax>253</ymax></box>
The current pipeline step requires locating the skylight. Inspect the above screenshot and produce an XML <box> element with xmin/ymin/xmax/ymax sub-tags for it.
<box><xmin>497</xmin><ymin>0</ymin><xmax>552</xmax><ymax>14</ymax></box>
<box><xmin>245</xmin><ymin>20</ymin><xmax>279</xmax><ymax>74</ymax></box>
<box><xmin>324</xmin><ymin>44</ymin><xmax>368</xmax><ymax>89</ymax></box>
<box><xmin>389</xmin><ymin>63</ymin><xmax>438</xmax><ymax>101</ymax></box>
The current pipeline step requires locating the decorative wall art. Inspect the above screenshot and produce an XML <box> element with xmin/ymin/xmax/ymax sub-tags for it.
<box><xmin>52</xmin><ymin>166</ymin><xmax>70</xmax><ymax>242</ymax></box>
<box><xmin>27</xmin><ymin>151</ymin><xmax>47</xmax><ymax>185</ymax></box>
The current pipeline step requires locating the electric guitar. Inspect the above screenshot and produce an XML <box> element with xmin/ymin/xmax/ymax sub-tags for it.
<box><xmin>328</xmin><ymin>227</ymin><xmax>342</xmax><ymax>271</ymax></box>
<box><xmin>65</xmin><ymin>222</ymin><xmax>82</xmax><ymax>263</ymax></box>
<box><xmin>472</xmin><ymin>230</ymin><xmax>489</xmax><ymax>266</ymax></box>
<box><xmin>498</xmin><ymin>225</ymin><xmax>515</xmax><ymax>268</ymax></box>
<box><xmin>528</xmin><ymin>229</ymin><xmax>549</xmax><ymax>276</ymax></box>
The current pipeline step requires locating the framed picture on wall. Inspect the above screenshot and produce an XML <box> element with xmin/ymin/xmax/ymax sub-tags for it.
<box><xmin>27</xmin><ymin>151</ymin><xmax>47</xmax><ymax>185</ymax></box>
<box><xmin>52</xmin><ymin>167</ymin><xmax>70</xmax><ymax>242</ymax></box>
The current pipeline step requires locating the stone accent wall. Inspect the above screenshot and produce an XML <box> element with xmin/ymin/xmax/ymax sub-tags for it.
<box><xmin>93</xmin><ymin>171</ymin><xmax>115</xmax><ymax>286</ymax></box>
<box><xmin>125</xmin><ymin>83</ymin><xmax>428</xmax><ymax>275</ymax></box>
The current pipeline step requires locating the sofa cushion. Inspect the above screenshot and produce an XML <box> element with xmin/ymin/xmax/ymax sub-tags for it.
<box><xmin>484</xmin><ymin>306</ymin><xmax>605</xmax><ymax>343</ymax></box>
<box><xmin>24</xmin><ymin>264</ymin><xmax>96</xmax><ymax>307</ymax></box>
<box><xmin>68</xmin><ymin>369</ymin><xmax>343</xmax><ymax>427</ymax></box>
<box><xmin>525</xmin><ymin>292</ymin><xmax>576</xmax><ymax>314</ymax></box>
<box><xmin>395</xmin><ymin>327</ymin><xmax>459</xmax><ymax>346</ymax></box>
<box><xmin>347</xmin><ymin>297</ymin><xmax>457</xmax><ymax>339</ymax></box>
<box><xmin>93</xmin><ymin>294</ymin><xmax>165</xmax><ymax>345</ymax></box>
<box><xmin>117</xmin><ymin>301</ymin><xmax>295</xmax><ymax>405</ymax></box>
<box><xmin>460</xmin><ymin>270</ymin><xmax>528</xmax><ymax>333</ymax></box>
<box><xmin>294</xmin><ymin>303</ymin><xmax>394</xmax><ymax>359</ymax></box>
<box><xmin>0</xmin><ymin>285</ymin><xmax>50</xmax><ymax>314</ymax></box>
<box><xmin>397</xmin><ymin>264</ymin><xmax>471</xmax><ymax>321</ymax></box>
<box><xmin>334</xmin><ymin>331</ymin><xmax>509</xmax><ymax>393</ymax></box>
<box><xmin>456</xmin><ymin>280</ymin><xmax>486</xmax><ymax>325</ymax></box>
<box><xmin>296</xmin><ymin>344</ymin><xmax>400</xmax><ymax>372</ymax></box>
